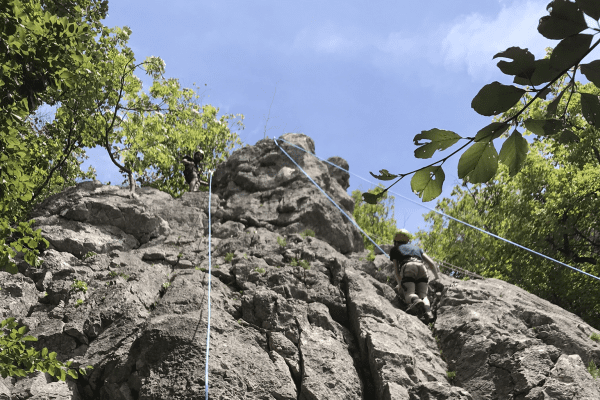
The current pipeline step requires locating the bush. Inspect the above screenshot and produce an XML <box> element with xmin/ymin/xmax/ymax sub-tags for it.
<box><xmin>71</xmin><ymin>279</ymin><xmax>88</xmax><ymax>293</ymax></box>
<box><xmin>277</xmin><ymin>236</ymin><xmax>287</xmax><ymax>247</ymax></box>
<box><xmin>299</xmin><ymin>260</ymin><xmax>310</xmax><ymax>270</ymax></box>
<box><xmin>225</xmin><ymin>252</ymin><xmax>234</xmax><ymax>263</ymax></box>
<box><xmin>588</xmin><ymin>360</ymin><xmax>599</xmax><ymax>379</ymax></box>
<box><xmin>300</xmin><ymin>229</ymin><xmax>315</xmax><ymax>238</ymax></box>
<box><xmin>0</xmin><ymin>318</ymin><xmax>93</xmax><ymax>380</ymax></box>
<box><xmin>591</xmin><ymin>332</ymin><xmax>600</xmax><ymax>343</ymax></box>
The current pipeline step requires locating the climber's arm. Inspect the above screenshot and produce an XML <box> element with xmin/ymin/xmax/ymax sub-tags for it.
<box><xmin>422</xmin><ymin>253</ymin><xmax>440</xmax><ymax>280</ymax></box>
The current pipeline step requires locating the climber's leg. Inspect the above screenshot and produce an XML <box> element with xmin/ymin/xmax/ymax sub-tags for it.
<box><xmin>402</xmin><ymin>281</ymin><xmax>419</xmax><ymax>305</ymax></box>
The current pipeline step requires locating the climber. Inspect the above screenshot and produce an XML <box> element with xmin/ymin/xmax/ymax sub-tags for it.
<box><xmin>181</xmin><ymin>147</ymin><xmax>207</xmax><ymax>192</ymax></box>
<box><xmin>389</xmin><ymin>229</ymin><xmax>441</xmax><ymax>323</ymax></box>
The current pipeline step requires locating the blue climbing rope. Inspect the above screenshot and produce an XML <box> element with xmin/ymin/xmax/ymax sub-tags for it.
<box><xmin>276</xmin><ymin>137</ymin><xmax>600</xmax><ymax>282</ymax></box>
<box><xmin>205</xmin><ymin>170</ymin><xmax>214</xmax><ymax>400</ymax></box>
<box><xmin>274</xmin><ymin>138</ymin><xmax>391</xmax><ymax>258</ymax></box>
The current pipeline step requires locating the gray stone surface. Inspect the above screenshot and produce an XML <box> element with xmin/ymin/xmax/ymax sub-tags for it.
<box><xmin>2</xmin><ymin>133</ymin><xmax>599</xmax><ymax>399</ymax></box>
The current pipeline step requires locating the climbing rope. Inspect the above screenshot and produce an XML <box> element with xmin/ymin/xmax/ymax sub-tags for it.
<box><xmin>276</xmin><ymin>137</ymin><xmax>600</xmax><ymax>283</ymax></box>
<box><xmin>205</xmin><ymin>170</ymin><xmax>214</xmax><ymax>400</ymax></box>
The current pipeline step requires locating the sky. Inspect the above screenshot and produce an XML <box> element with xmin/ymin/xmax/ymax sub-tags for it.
<box><xmin>77</xmin><ymin>0</ymin><xmax>594</xmax><ymax>238</ymax></box>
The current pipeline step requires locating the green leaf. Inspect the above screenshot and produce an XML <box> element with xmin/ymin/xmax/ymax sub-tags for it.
<box><xmin>413</xmin><ymin>129</ymin><xmax>461</xmax><ymax>159</ymax></box>
<box><xmin>362</xmin><ymin>192</ymin><xmax>384</xmax><ymax>205</ymax></box>
<box><xmin>471</xmin><ymin>82</ymin><xmax>525</xmax><ymax>116</ymax></box>
<box><xmin>67</xmin><ymin>369</ymin><xmax>78</xmax><ymax>379</ymax></box>
<box><xmin>546</xmin><ymin>86</ymin><xmax>569</xmax><ymax>116</ymax></box>
<box><xmin>537</xmin><ymin>0</ymin><xmax>588</xmax><ymax>39</ymax></box>
<box><xmin>580</xmin><ymin>92</ymin><xmax>600</xmax><ymax>127</ymax></box>
<box><xmin>369</xmin><ymin>169</ymin><xmax>399</xmax><ymax>181</ymax></box>
<box><xmin>557</xmin><ymin>130</ymin><xmax>580</xmax><ymax>143</ymax></box>
<box><xmin>575</xmin><ymin>0</ymin><xmax>600</xmax><ymax>20</ymax></box>
<box><xmin>17</xmin><ymin>326</ymin><xmax>26</xmax><ymax>335</ymax></box>
<box><xmin>411</xmin><ymin>166</ymin><xmax>445</xmax><ymax>202</ymax></box>
<box><xmin>493</xmin><ymin>47</ymin><xmax>535</xmax><ymax>78</ymax></box>
<box><xmin>42</xmin><ymin>348</ymin><xmax>48</xmax><ymax>357</ymax></box>
<box><xmin>474</xmin><ymin>122</ymin><xmax>510</xmax><ymax>143</ymax></box>
<box><xmin>523</xmin><ymin>118</ymin><xmax>568</xmax><ymax>136</ymax></box>
<box><xmin>458</xmin><ymin>142</ymin><xmax>499</xmax><ymax>183</ymax></box>
<box><xmin>550</xmin><ymin>34</ymin><xmax>593</xmax><ymax>72</ymax></box>
<box><xmin>59</xmin><ymin>368</ymin><xmax>66</xmax><ymax>381</ymax></box>
<box><xmin>49</xmin><ymin>351</ymin><xmax>57</xmax><ymax>360</ymax></box>
<box><xmin>499</xmin><ymin>130</ymin><xmax>529</xmax><ymax>176</ymax></box>
<box><xmin>580</xmin><ymin>60</ymin><xmax>600</xmax><ymax>87</ymax></box>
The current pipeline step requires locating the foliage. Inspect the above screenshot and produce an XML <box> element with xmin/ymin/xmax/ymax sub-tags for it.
<box><xmin>254</xmin><ymin>267</ymin><xmax>266</xmax><ymax>274</ymax></box>
<box><xmin>591</xmin><ymin>332</ymin><xmax>600</xmax><ymax>342</ymax></box>
<box><xmin>446</xmin><ymin>371</ymin><xmax>456</xmax><ymax>384</ymax></box>
<box><xmin>364</xmin><ymin>1</ymin><xmax>600</xmax><ymax>204</ymax></box>
<box><xmin>299</xmin><ymin>260</ymin><xmax>310</xmax><ymax>270</ymax></box>
<box><xmin>0</xmin><ymin>0</ymin><xmax>104</xmax><ymax>274</ymax></box>
<box><xmin>225</xmin><ymin>253</ymin><xmax>234</xmax><ymax>263</ymax></box>
<box><xmin>70</xmin><ymin>279</ymin><xmax>88</xmax><ymax>293</ymax></box>
<box><xmin>589</xmin><ymin>360</ymin><xmax>599</xmax><ymax>379</ymax></box>
<box><xmin>82</xmin><ymin>251</ymin><xmax>96</xmax><ymax>260</ymax></box>
<box><xmin>300</xmin><ymin>229</ymin><xmax>315</xmax><ymax>238</ymax></box>
<box><xmin>367</xmin><ymin>250</ymin><xmax>376</xmax><ymax>262</ymax></box>
<box><xmin>0</xmin><ymin>317</ymin><xmax>92</xmax><ymax>380</ymax></box>
<box><xmin>277</xmin><ymin>236</ymin><xmax>287</xmax><ymax>248</ymax></box>
<box><xmin>352</xmin><ymin>184</ymin><xmax>397</xmax><ymax>251</ymax></box>
<box><xmin>418</xmin><ymin>70</ymin><xmax>600</xmax><ymax>328</ymax></box>
<box><xmin>290</xmin><ymin>258</ymin><xmax>298</xmax><ymax>267</ymax></box>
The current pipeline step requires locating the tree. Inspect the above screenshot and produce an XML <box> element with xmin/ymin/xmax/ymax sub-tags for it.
<box><xmin>416</xmin><ymin>77</ymin><xmax>600</xmax><ymax>329</ymax></box>
<box><xmin>352</xmin><ymin>184</ymin><xmax>397</xmax><ymax>251</ymax></box>
<box><xmin>1</xmin><ymin>0</ymin><xmax>108</xmax><ymax>274</ymax></box>
<box><xmin>364</xmin><ymin>0</ymin><xmax>600</xmax><ymax>204</ymax></box>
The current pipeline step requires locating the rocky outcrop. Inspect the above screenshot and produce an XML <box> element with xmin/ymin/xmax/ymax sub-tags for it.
<box><xmin>1</xmin><ymin>133</ymin><xmax>599</xmax><ymax>399</ymax></box>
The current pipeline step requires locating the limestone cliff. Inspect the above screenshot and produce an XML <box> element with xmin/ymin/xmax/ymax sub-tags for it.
<box><xmin>1</xmin><ymin>133</ymin><xmax>600</xmax><ymax>399</ymax></box>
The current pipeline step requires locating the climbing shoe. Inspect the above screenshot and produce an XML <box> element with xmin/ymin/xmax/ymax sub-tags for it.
<box><xmin>424</xmin><ymin>311</ymin><xmax>435</xmax><ymax>323</ymax></box>
<box><xmin>406</xmin><ymin>299</ymin><xmax>426</xmax><ymax>316</ymax></box>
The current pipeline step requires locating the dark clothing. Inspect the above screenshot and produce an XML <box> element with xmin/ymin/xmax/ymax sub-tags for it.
<box><xmin>389</xmin><ymin>244</ymin><xmax>424</xmax><ymax>265</ymax></box>
<box><xmin>182</xmin><ymin>156</ymin><xmax>198</xmax><ymax>184</ymax></box>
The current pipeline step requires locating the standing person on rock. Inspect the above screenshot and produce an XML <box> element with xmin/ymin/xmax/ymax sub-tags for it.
<box><xmin>181</xmin><ymin>147</ymin><xmax>207</xmax><ymax>192</ymax></box>
<box><xmin>389</xmin><ymin>229</ymin><xmax>440</xmax><ymax>323</ymax></box>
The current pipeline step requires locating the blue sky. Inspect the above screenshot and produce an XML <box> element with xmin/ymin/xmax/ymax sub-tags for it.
<box><xmin>79</xmin><ymin>0</ymin><xmax>582</xmax><ymax>237</ymax></box>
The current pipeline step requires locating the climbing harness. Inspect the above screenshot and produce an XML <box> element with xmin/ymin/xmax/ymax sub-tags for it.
<box><xmin>205</xmin><ymin>170</ymin><xmax>215</xmax><ymax>400</ymax></box>
<box><xmin>275</xmin><ymin>137</ymin><xmax>600</xmax><ymax>283</ymax></box>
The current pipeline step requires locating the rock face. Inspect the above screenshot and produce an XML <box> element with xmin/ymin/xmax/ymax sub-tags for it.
<box><xmin>1</xmin><ymin>133</ymin><xmax>599</xmax><ymax>400</ymax></box>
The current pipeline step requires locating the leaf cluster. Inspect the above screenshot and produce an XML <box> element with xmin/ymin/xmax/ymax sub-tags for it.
<box><xmin>352</xmin><ymin>184</ymin><xmax>397</xmax><ymax>250</ymax></box>
<box><xmin>0</xmin><ymin>317</ymin><xmax>92</xmax><ymax>380</ymax></box>
<box><xmin>365</xmin><ymin>0</ymin><xmax>600</xmax><ymax>204</ymax></box>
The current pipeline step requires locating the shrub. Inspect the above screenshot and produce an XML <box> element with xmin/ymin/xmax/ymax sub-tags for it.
<box><xmin>591</xmin><ymin>332</ymin><xmax>600</xmax><ymax>343</ymax></box>
<box><xmin>254</xmin><ymin>267</ymin><xmax>266</xmax><ymax>274</ymax></box>
<box><xmin>588</xmin><ymin>360</ymin><xmax>599</xmax><ymax>379</ymax></box>
<box><xmin>367</xmin><ymin>250</ymin><xmax>375</xmax><ymax>262</ymax></box>
<box><xmin>300</xmin><ymin>229</ymin><xmax>315</xmax><ymax>238</ymax></box>
<box><xmin>290</xmin><ymin>258</ymin><xmax>298</xmax><ymax>267</ymax></box>
<box><xmin>277</xmin><ymin>236</ymin><xmax>287</xmax><ymax>248</ymax></box>
<box><xmin>0</xmin><ymin>317</ymin><xmax>93</xmax><ymax>380</ymax></box>
<box><xmin>225</xmin><ymin>253</ymin><xmax>234</xmax><ymax>263</ymax></box>
<box><xmin>75</xmin><ymin>299</ymin><xmax>84</xmax><ymax>308</ymax></box>
<box><xmin>446</xmin><ymin>371</ymin><xmax>456</xmax><ymax>384</ymax></box>
<box><xmin>462</xmin><ymin>276</ymin><xmax>470</xmax><ymax>281</ymax></box>
<box><xmin>299</xmin><ymin>260</ymin><xmax>310</xmax><ymax>270</ymax></box>
<box><xmin>82</xmin><ymin>252</ymin><xmax>96</xmax><ymax>260</ymax></box>
<box><xmin>71</xmin><ymin>280</ymin><xmax>88</xmax><ymax>293</ymax></box>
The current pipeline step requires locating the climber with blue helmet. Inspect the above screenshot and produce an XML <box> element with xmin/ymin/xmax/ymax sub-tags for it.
<box><xmin>389</xmin><ymin>229</ymin><xmax>440</xmax><ymax>323</ymax></box>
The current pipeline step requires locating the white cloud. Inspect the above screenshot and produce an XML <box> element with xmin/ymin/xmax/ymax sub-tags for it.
<box><xmin>439</xmin><ymin>1</ymin><xmax>553</xmax><ymax>81</ymax></box>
